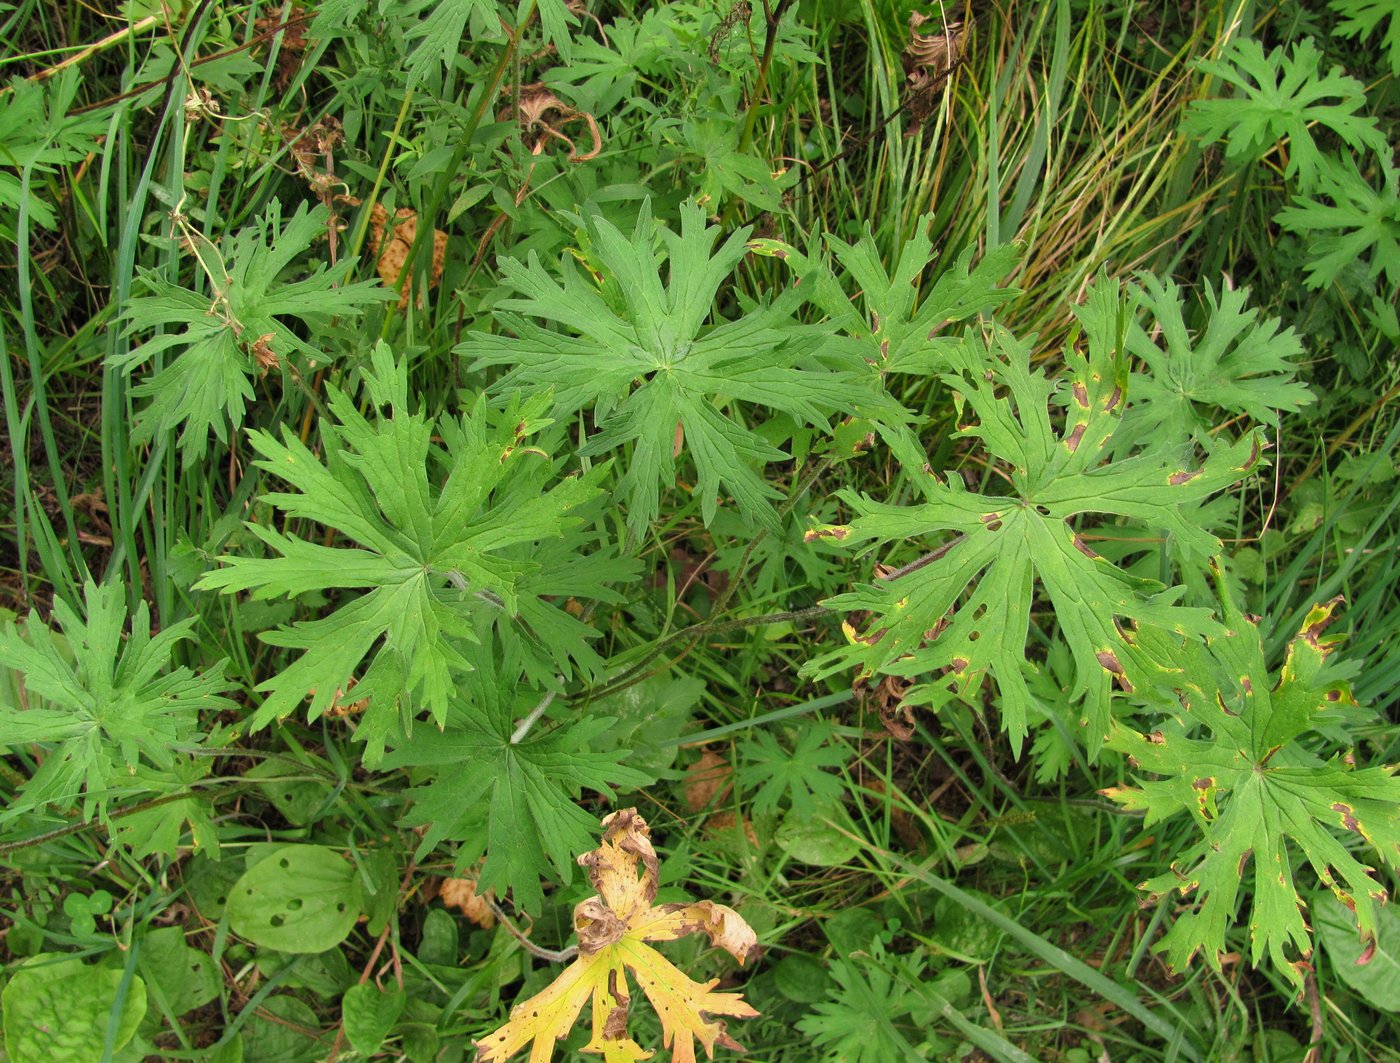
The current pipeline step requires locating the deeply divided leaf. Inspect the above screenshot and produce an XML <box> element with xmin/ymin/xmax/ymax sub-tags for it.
<box><xmin>805</xmin><ymin>277</ymin><xmax>1267</xmax><ymax>754</ymax></box>
<box><xmin>197</xmin><ymin>344</ymin><xmax>628</xmax><ymax>755</ymax></box>
<box><xmin>1103</xmin><ymin>570</ymin><xmax>1400</xmax><ymax>990</ymax></box>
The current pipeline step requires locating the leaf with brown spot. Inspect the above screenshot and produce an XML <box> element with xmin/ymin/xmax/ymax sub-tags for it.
<box><xmin>803</xmin><ymin>524</ymin><xmax>849</xmax><ymax>542</ymax></box>
<box><xmin>1104</xmin><ymin>564</ymin><xmax>1400</xmax><ymax>994</ymax></box>
<box><xmin>474</xmin><ymin>809</ymin><xmax>758</xmax><ymax>1063</ymax></box>
<box><xmin>805</xmin><ymin>276</ymin><xmax>1265</xmax><ymax>755</ymax></box>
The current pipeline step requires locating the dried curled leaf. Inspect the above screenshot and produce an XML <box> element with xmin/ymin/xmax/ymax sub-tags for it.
<box><xmin>902</xmin><ymin>12</ymin><xmax>965</xmax><ymax>133</ymax></box>
<box><xmin>440</xmin><ymin>875</ymin><xmax>496</xmax><ymax>929</ymax></box>
<box><xmin>366</xmin><ymin>203</ymin><xmax>448</xmax><ymax>310</ymax></box>
<box><xmin>475</xmin><ymin>809</ymin><xmax>759</xmax><ymax>1063</ymax></box>
<box><xmin>500</xmin><ymin>83</ymin><xmax>603</xmax><ymax>161</ymax></box>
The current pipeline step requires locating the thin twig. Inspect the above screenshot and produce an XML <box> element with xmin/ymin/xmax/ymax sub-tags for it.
<box><xmin>875</xmin><ymin>535</ymin><xmax>965</xmax><ymax>581</ymax></box>
<box><xmin>7</xmin><ymin>15</ymin><xmax>160</xmax><ymax>90</ymax></box>
<box><xmin>487</xmin><ymin>899</ymin><xmax>579</xmax><ymax>963</ymax></box>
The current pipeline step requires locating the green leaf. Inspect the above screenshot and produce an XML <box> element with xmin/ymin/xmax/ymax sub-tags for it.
<box><xmin>818</xmin><ymin>233</ymin><xmax>1021</xmax><ymax>379</ymax></box>
<box><xmin>737</xmin><ymin>720</ymin><xmax>847</xmax><ymax>819</ymax></box>
<box><xmin>1183</xmin><ymin>37</ymin><xmax>1389</xmax><ymax>191</ymax></box>
<box><xmin>359</xmin><ymin>847</ymin><xmax>400</xmax><ymax>936</ymax></box>
<box><xmin>1315</xmin><ymin>892</ymin><xmax>1400</xmax><ymax>1012</ymax></box>
<box><xmin>243</xmin><ymin>994</ymin><xmax>328</xmax><ymax>1062</ymax></box>
<box><xmin>379</xmin><ymin>654</ymin><xmax>652</xmax><ymax>914</ymax></box>
<box><xmin>927</xmin><ymin>889</ymin><xmax>1009</xmax><ymax>963</ymax></box>
<box><xmin>115</xmin><ymin>199</ymin><xmax>386</xmax><ymax>467</ymax></box>
<box><xmin>681</xmin><ymin>118</ymin><xmax>797</xmax><ymax>211</ymax></box>
<box><xmin>1103</xmin><ymin>570</ymin><xmax>1400</xmax><ymax>991</ymax></box>
<box><xmin>794</xmin><ymin>939</ymin><xmax>934</xmax><ymax>1063</ymax></box>
<box><xmin>459</xmin><ymin>201</ymin><xmax>877</xmax><ymax>539</ymax></box>
<box><xmin>139</xmin><ymin>926</ymin><xmax>221</xmax><ymax>1017</ymax></box>
<box><xmin>1120</xmin><ymin>274</ymin><xmax>1313</xmax><ymax>452</ymax></box>
<box><xmin>763</xmin><ymin>227</ymin><xmax>1019</xmax><ymax>477</ymax></box>
<box><xmin>773</xmin><ymin>954</ymin><xmax>831</xmax><ymax>1003</ymax></box>
<box><xmin>227</xmin><ymin>844</ymin><xmax>365</xmax><ymax>953</ymax></box>
<box><xmin>417</xmin><ymin>907</ymin><xmax>459</xmax><ymax>967</ymax></box>
<box><xmin>805</xmin><ymin>277</ymin><xmax>1267</xmax><ymax>754</ymax></box>
<box><xmin>1329</xmin><ymin>0</ymin><xmax>1400</xmax><ymax>76</ymax></box>
<box><xmin>0</xmin><ymin>579</ymin><xmax>231</xmax><ymax>823</ymax></box>
<box><xmin>399</xmin><ymin>1022</ymin><xmax>443</xmax><ymax>1063</ymax></box>
<box><xmin>402</xmin><ymin>0</ymin><xmax>502</xmax><ymax>82</ymax></box>
<box><xmin>110</xmin><ymin>760</ymin><xmax>221</xmax><ymax>858</ymax></box>
<box><xmin>541</xmin><ymin>10</ymin><xmax>679</xmax><ymax>115</ymax></box>
<box><xmin>1273</xmin><ymin>157</ymin><xmax>1400</xmax><ymax>290</ymax></box>
<box><xmin>588</xmin><ymin>673</ymin><xmax>705</xmax><ymax>776</ymax></box>
<box><xmin>0</xmin><ymin>71</ymin><xmax>109</xmax><ymax>234</ymax></box>
<box><xmin>2</xmin><ymin>955</ymin><xmax>147</xmax><ymax>1063</ymax></box>
<box><xmin>341</xmin><ymin>983</ymin><xmax>406</xmax><ymax>1055</ymax></box>
<box><xmin>197</xmin><ymin>343</ymin><xmax>622</xmax><ymax>747</ymax></box>
<box><xmin>775</xmin><ymin>815</ymin><xmax>861</xmax><ymax>867</ymax></box>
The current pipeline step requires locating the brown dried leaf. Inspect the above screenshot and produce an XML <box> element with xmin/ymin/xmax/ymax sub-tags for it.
<box><xmin>367</xmin><ymin>203</ymin><xmax>448</xmax><ymax>310</ymax></box>
<box><xmin>250</xmin><ymin>333</ymin><xmax>279</xmax><ymax>373</ymax></box>
<box><xmin>704</xmin><ymin>811</ymin><xmax>759</xmax><ymax>850</ymax></box>
<box><xmin>441</xmin><ymin>876</ymin><xmax>497</xmax><ymax>929</ymax></box>
<box><xmin>255</xmin><ymin>7</ymin><xmax>308</xmax><ymax>91</ymax></box>
<box><xmin>902</xmin><ymin>13</ymin><xmax>965</xmax><ymax>133</ymax></box>
<box><xmin>501</xmin><ymin>83</ymin><xmax>603</xmax><ymax>161</ymax></box>
<box><xmin>320</xmin><ymin>677</ymin><xmax>368</xmax><ymax>718</ymax></box>
<box><xmin>682</xmin><ymin>750</ymin><xmax>733</xmax><ymax>813</ymax></box>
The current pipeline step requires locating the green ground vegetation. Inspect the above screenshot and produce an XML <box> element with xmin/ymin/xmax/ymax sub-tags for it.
<box><xmin>2</xmin><ymin>0</ymin><xmax>1399</xmax><ymax>1060</ymax></box>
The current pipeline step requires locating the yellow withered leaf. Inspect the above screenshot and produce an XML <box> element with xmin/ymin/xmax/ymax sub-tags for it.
<box><xmin>474</xmin><ymin>808</ymin><xmax>760</xmax><ymax>1063</ymax></box>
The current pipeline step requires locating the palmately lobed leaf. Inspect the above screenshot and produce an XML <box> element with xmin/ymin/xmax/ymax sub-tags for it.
<box><xmin>1183</xmin><ymin>36</ymin><xmax>1389</xmax><ymax>191</ymax></box>
<box><xmin>197</xmin><ymin>344</ymin><xmax>623</xmax><ymax>755</ymax></box>
<box><xmin>381</xmin><ymin>668</ymin><xmax>652</xmax><ymax>915</ymax></box>
<box><xmin>114</xmin><ymin>199</ymin><xmax>387</xmax><ymax>467</ymax></box>
<box><xmin>749</xmin><ymin>227</ymin><xmax>1019</xmax><ymax>483</ymax></box>
<box><xmin>805</xmin><ymin>277</ymin><xmax>1267</xmax><ymax>755</ymax></box>
<box><xmin>1103</xmin><ymin>568</ymin><xmax>1400</xmax><ymax>990</ymax></box>
<box><xmin>0</xmin><ymin>580</ymin><xmax>231</xmax><ymax>826</ymax></box>
<box><xmin>1274</xmin><ymin>156</ymin><xmax>1400</xmax><ymax>290</ymax></box>
<box><xmin>1329</xmin><ymin>0</ymin><xmax>1400</xmax><ymax>77</ymax></box>
<box><xmin>459</xmin><ymin>201</ymin><xmax>879</xmax><ymax>539</ymax></box>
<box><xmin>1119</xmin><ymin>274</ymin><xmax>1313</xmax><ymax>453</ymax></box>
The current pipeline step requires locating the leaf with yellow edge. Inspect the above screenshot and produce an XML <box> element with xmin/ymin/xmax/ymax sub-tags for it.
<box><xmin>474</xmin><ymin>808</ymin><xmax>760</xmax><ymax>1063</ymax></box>
<box><xmin>1103</xmin><ymin>564</ymin><xmax>1400</xmax><ymax>992</ymax></box>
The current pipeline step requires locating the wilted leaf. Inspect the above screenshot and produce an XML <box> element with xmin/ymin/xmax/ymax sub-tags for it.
<box><xmin>441</xmin><ymin>875</ymin><xmax>497</xmax><ymax>928</ymax></box>
<box><xmin>475</xmin><ymin>808</ymin><xmax>760</xmax><ymax>1063</ymax></box>
<box><xmin>366</xmin><ymin>202</ymin><xmax>448</xmax><ymax>310</ymax></box>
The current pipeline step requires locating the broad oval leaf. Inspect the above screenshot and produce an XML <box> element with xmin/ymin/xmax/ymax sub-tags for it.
<box><xmin>227</xmin><ymin>844</ymin><xmax>364</xmax><ymax>953</ymax></box>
